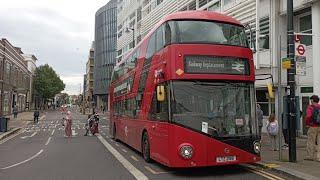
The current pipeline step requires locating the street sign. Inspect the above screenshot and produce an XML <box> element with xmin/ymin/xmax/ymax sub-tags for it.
<box><xmin>296</xmin><ymin>56</ymin><xmax>306</xmax><ymax>76</ymax></box>
<box><xmin>294</xmin><ymin>35</ymin><xmax>301</xmax><ymax>43</ymax></box>
<box><xmin>282</xmin><ymin>58</ymin><xmax>291</xmax><ymax>69</ymax></box>
<box><xmin>295</xmin><ymin>43</ymin><xmax>306</xmax><ymax>56</ymax></box>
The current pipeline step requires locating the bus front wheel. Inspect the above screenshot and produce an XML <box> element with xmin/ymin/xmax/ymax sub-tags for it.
<box><xmin>142</xmin><ymin>133</ymin><xmax>151</xmax><ymax>163</ymax></box>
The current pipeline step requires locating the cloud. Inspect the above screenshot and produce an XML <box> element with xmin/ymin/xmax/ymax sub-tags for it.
<box><xmin>61</xmin><ymin>74</ymin><xmax>84</xmax><ymax>95</ymax></box>
<box><xmin>0</xmin><ymin>0</ymin><xmax>109</xmax><ymax>94</ymax></box>
<box><xmin>0</xmin><ymin>7</ymin><xmax>91</xmax><ymax>94</ymax></box>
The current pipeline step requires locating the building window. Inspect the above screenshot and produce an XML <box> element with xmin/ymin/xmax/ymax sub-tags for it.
<box><xmin>299</xmin><ymin>14</ymin><xmax>312</xmax><ymax>46</ymax></box>
<box><xmin>180</xmin><ymin>6</ymin><xmax>187</xmax><ymax>11</ymax></box>
<box><xmin>189</xmin><ymin>1</ymin><xmax>196</xmax><ymax>10</ymax></box>
<box><xmin>259</xmin><ymin>16</ymin><xmax>270</xmax><ymax>50</ymax></box>
<box><xmin>208</xmin><ymin>1</ymin><xmax>220</xmax><ymax>12</ymax></box>
<box><xmin>199</xmin><ymin>0</ymin><xmax>207</xmax><ymax>8</ymax></box>
<box><xmin>223</xmin><ymin>0</ymin><xmax>236</xmax><ymax>10</ymax></box>
<box><xmin>156</xmin><ymin>0</ymin><xmax>163</xmax><ymax>5</ymax></box>
<box><xmin>0</xmin><ymin>60</ymin><xmax>3</xmax><ymax>80</ymax></box>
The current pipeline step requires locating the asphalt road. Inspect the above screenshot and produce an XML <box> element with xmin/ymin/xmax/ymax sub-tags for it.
<box><xmin>0</xmin><ymin>109</ymin><xmax>294</xmax><ymax>180</ymax></box>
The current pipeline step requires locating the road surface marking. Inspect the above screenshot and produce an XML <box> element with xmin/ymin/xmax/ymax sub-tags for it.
<box><xmin>96</xmin><ymin>134</ymin><xmax>148</xmax><ymax>180</ymax></box>
<box><xmin>72</xmin><ymin>130</ymin><xmax>77</xmax><ymax>136</ymax></box>
<box><xmin>21</xmin><ymin>132</ymin><xmax>37</xmax><ymax>139</ymax></box>
<box><xmin>144</xmin><ymin>166</ymin><xmax>168</xmax><ymax>175</ymax></box>
<box><xmin>51</xmin><ymin>129</ymin><xmax>55</xmax><ymax>136</ymax></box>
<box><xmin>121</xmin><ymin>148</ymin><xmax>127</xmax><ymax>153</ymax></box>
<box><xmin>246</xmin><ymin>167</ymin><xmax>284</xmax><ymax>180</ymax></box>
<box><xmin>254</xmin><ymin>169</ymin><xmax>285</xmax><ymax>180</ymax></box>
<box><xmin>45</xmin><ymin>137</ymin><xmax>52</xmax><ymax>145</ymax></box>
<box><xmin>0</xmin><ymin>130</ymin><xmax>25</xmax><ymax>145</ymax></box>
<box><xmin>144</xmin><ymin>166</ymin><xmax>157</xmax><ymax>174</ymax></box>
<box><xmin>131</xmin><ymin>156</ymin><xmax>139</xmax><ymax>162</ymax></box>
<box><xmin>115</xmin><ymin>143</ymin><xmax>120</xmax><ymax>147</ymax></box>
<box><xmin>243</xmin><ymin>164</ymin><xmax>285</xmax><ymax>180</ymax></box>
<box><xmin>1</xmin><ymin>149</ymin><xmax>44</xmax><ymax>170</ymax></box>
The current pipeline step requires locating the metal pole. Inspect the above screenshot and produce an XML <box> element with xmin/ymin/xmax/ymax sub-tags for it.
<box><xmin>278</xmin><ymin>35</ymin><xmax>283</xmax><ymax>160</ymax></box>
<box><xmin>255</xmin><ymin>0</ymin><xmax>260</xmax><ymax>69</ymax></box>
<box><xmin>287</xmin><ymin>0</ymin><xmax>297</xmax><ymax>162</ymax></box>
<box><xmin>132</xmin><ymin>29</ymin><xmax>135</xmax><ymax>48</ymax></box>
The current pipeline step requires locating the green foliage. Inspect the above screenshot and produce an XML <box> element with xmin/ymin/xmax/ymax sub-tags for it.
<box><xmin>34</xmin><ymin>64</ymin><xmax>65</xmax><ymax>100</ymax></box>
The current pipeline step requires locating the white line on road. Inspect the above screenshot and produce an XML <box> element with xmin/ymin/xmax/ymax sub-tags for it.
<box><xmin>96</xmin><ymin>134</ymin><xmax>148</xmax><ymax>180</ymax></box>
<box><xmin>131</xmin><ymin>156</ymin><xmax>139</xmax><ymax>162</ymax></box>
<box><xmin>20</xmin><ymin>132</ymin><xmax>37</xmax><ymax>139</ymax></box>
<box><xmin>51</xmin><ymin>129</ymin><xmax>55</xmax><ymax>136</ymax></box>
<box><xmin>45</xmin><ymin>137</ymin><xmax>52</xmax><ymax>145</ymax></box>
<box><xmin>1</xmin><ymin>149</ymin><xmax>44</xmax><ymax>170</ymax></box>
<box><xmin>0</xmin><ymin>130</ymin><xmax>25</xmax><ymax>145</ymax></box>
<box><xmin>121</xmin><ymin>148</ymin><xmax>127</xmax><ymax>153</ymax></box>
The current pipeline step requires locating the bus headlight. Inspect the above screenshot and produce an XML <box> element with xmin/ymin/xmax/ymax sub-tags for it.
<box><xmin>253</xmin><ymin>141</ymin><xmax>261</xmax><ymax>154</ymax></box>
<box><xmin>179</xmin><ymin>144</ymin><xmax>193</xmax><ymax>159</ymax></box>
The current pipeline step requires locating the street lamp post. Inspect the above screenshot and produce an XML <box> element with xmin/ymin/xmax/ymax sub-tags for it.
<box><xmin>287</xmin><ymin>0</ymin><xmax>297</xmax><ymax>162</ymax></box>
<box><xmin>126</xmin><ymin>28</ymin><xmax>135</xmax><ymax>48</ymax></box>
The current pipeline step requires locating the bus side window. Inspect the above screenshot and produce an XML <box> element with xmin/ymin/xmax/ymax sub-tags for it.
<box><xmin>156</xmin><ymin>25</ymin><xmax>164</xmax><ymax>52</ymax></box>
<box><xmin>146</xmin><ymin>33</ymin><xmax>156</xmax><ymax>61</ymax></box>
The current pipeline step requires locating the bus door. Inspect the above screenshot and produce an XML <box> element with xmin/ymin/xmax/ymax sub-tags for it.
<box><xmin>148</xmin><ymin>86</ymin><xmax>170</xmax><ymax>164</ymax></box>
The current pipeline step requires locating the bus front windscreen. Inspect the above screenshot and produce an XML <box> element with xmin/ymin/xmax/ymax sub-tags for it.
<box><xmin>167</xmin><ymin>20</ymin><xmax>248</xmax><ymax>47</ymax></box>
<box><xmin>171</xmin><ymin>81</ymin><xmax>256</xmax><ymax>137</ymax></box>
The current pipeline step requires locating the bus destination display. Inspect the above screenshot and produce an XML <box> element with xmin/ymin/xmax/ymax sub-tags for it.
<box><xmin>184</xmin><ymin>56</ymin><xmax>249</xmax><ymax>75</ymax></box>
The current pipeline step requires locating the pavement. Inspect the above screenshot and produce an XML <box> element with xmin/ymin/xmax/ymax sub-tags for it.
<box><xmin>0</xmin><ymin>111</ymin><xmax>45</xmax><ymax>141</ymax></box>
<box><xmin>258</xmin><ymin>133</ymin><xmax>320</xmax><ymax>180</ymax></box>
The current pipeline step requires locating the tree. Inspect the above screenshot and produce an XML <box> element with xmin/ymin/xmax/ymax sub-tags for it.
<box><xmin>34</xmin><ymin>64</ymin><xmax>65</xmax><ymax>108</ymax></box>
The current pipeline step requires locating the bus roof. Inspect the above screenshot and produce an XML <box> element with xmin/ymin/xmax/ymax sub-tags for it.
<box><xmin>117</xmin><ymin>11</ymin><xmax>242</xmax><ymax>66</ymax></box>
<box><xmin>161</xmin><ymin>11</ymin><xmax>242</xmax><ymax>25</ymax></box>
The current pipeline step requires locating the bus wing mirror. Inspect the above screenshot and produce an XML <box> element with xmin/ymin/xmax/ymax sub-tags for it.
<box><xmin>157</xmin><ymin>85</ymin><xmax>165</xmax><ymax>102</ymax></box>
<box><xmin>244</xmin><ymin>24</ymin><xmax>256</xmax><ymax>53</ymax></box>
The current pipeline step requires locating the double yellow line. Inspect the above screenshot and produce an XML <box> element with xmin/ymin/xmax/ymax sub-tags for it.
<box><xmin>246</xmin><ymin>167</ymin><xmax>285</xmax><ymax>180</ymax></box>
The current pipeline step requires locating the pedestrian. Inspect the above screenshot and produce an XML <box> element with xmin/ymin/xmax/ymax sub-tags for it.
<box><xmin>256</xmin><ymin>104</ymin><xmax>264</xmax><ymax>136</ymax></box>
<box><xmin>13</xmin><ymin>105</ymin><xmax>18</xmax><ymax>119</ymax></box>
<box><xmin>266</xmin><ymin>113</ymin><xmax>279</xmax><ymax>151</ymax></box>
<box><xmin>281</xmin><ymin>113</ymin><xmax>289</xmax><ymax>150</ymax></box>
<box><xmin>305</xmin><ymin>95</ymin><xmax>320</xmax><ymax>161</ymax></box>
<box><xmin>34</xmin><ymin>109</ymin><xmax>40</xmax><ymax>123</ymax></box>
<box><xmin>65</xmin><ymin>111</ymin><xmax>73</xmax><ymax>138</ymax></box>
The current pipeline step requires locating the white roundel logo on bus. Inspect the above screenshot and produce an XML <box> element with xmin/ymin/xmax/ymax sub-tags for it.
<box><xmin>224</xmin><ymin>148</ymin><xmax>230</xmax><ymax>154</ymax></box>
<box><xmin>125</xmin><ymin>126</ymin><xmax>128</xmax><ymax>137</ymax></box>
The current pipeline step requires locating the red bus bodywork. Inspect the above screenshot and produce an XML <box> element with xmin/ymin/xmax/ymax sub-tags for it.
<box><xmin>109</xmin><ymin>11</ymin><xmax>260</xmax><ymax>167</ymax></box>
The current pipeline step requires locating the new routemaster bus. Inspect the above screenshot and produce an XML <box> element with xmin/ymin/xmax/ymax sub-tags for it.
<box><xmin>109</xmin><ymin>11</ymin><xmax>260</xmax><ymax>167</ymax></box>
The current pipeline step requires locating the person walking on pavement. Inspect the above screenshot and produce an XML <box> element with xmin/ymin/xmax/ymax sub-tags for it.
<box><xmin>305</xmin><ymin>95</ymin><xmax>320</xmax><ymax>161</ymax></box>
<box><xmin>34</xmin><ymin>109</ymin><xmax>40</xmax><ymax>123</ymax></box>
<box><xmin>65</xmin><ymin>111</ymin><xmax>73</xmax><ymax>138</ymax></box>
<box><xmin>266</xmin><ymin>113</ymin><xmax>279</xmax><ymax>151</ymax></box>
<box><xmin>13</xmin><ymin>105</ymin><xmax>18</xmax><ymax>119</ymax></box>
<box><xmin>281</xmin><ymin>113</ymin><xmax>289</xmax><ymax>149</ymax></box>
<box><xmin>256</xmin><ymin>104</ymin><xmax>264</xmax><ymax>137</ymax></box>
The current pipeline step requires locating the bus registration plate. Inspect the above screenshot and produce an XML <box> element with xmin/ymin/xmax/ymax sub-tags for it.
<box><xmin>216</xmin><ymin>156</ymin><xmax>236</xmax><ymax>163</ymax></box>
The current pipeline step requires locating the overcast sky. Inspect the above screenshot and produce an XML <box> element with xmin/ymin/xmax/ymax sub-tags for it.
<box><xmin>0</xmin><ymin>0</ymin><xmax>109</xmax><ymax>95</ymax></box>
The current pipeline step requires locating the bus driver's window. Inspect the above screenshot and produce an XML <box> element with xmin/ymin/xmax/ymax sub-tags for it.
<box><xmin>149</xmin><ymin>87</ymin><xmax>169</xmax><ymax>121</ymax></box>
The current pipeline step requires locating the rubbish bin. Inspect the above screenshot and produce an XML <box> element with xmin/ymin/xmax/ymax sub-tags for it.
<box><xmin>0</xmin><ymin>117</ymin><xmax>8</xmax><ymax>132</ymax></box>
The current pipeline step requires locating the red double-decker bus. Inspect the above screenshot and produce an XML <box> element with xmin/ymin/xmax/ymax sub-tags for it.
<box><xmin>109</xmin><ymin>11</ymin><xmax>260</xmax><ymax>168</ymax></box>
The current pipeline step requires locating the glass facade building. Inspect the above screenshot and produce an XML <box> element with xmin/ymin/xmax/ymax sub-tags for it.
<box><xmin>94</xmin><ymin>0</ymin><xmax>117</xmax><ymax>109</ymax></box>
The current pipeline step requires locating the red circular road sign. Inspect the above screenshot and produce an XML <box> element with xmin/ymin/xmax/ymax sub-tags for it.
<box><xmin>295</xmin><ymin>35</ymin><xmax>301</xmax><ymax>42</ymax></box>
<box><xmin>297</xmin><ymin>44</ymin><xmax>305</xmax><ymax>56</ymax></box>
